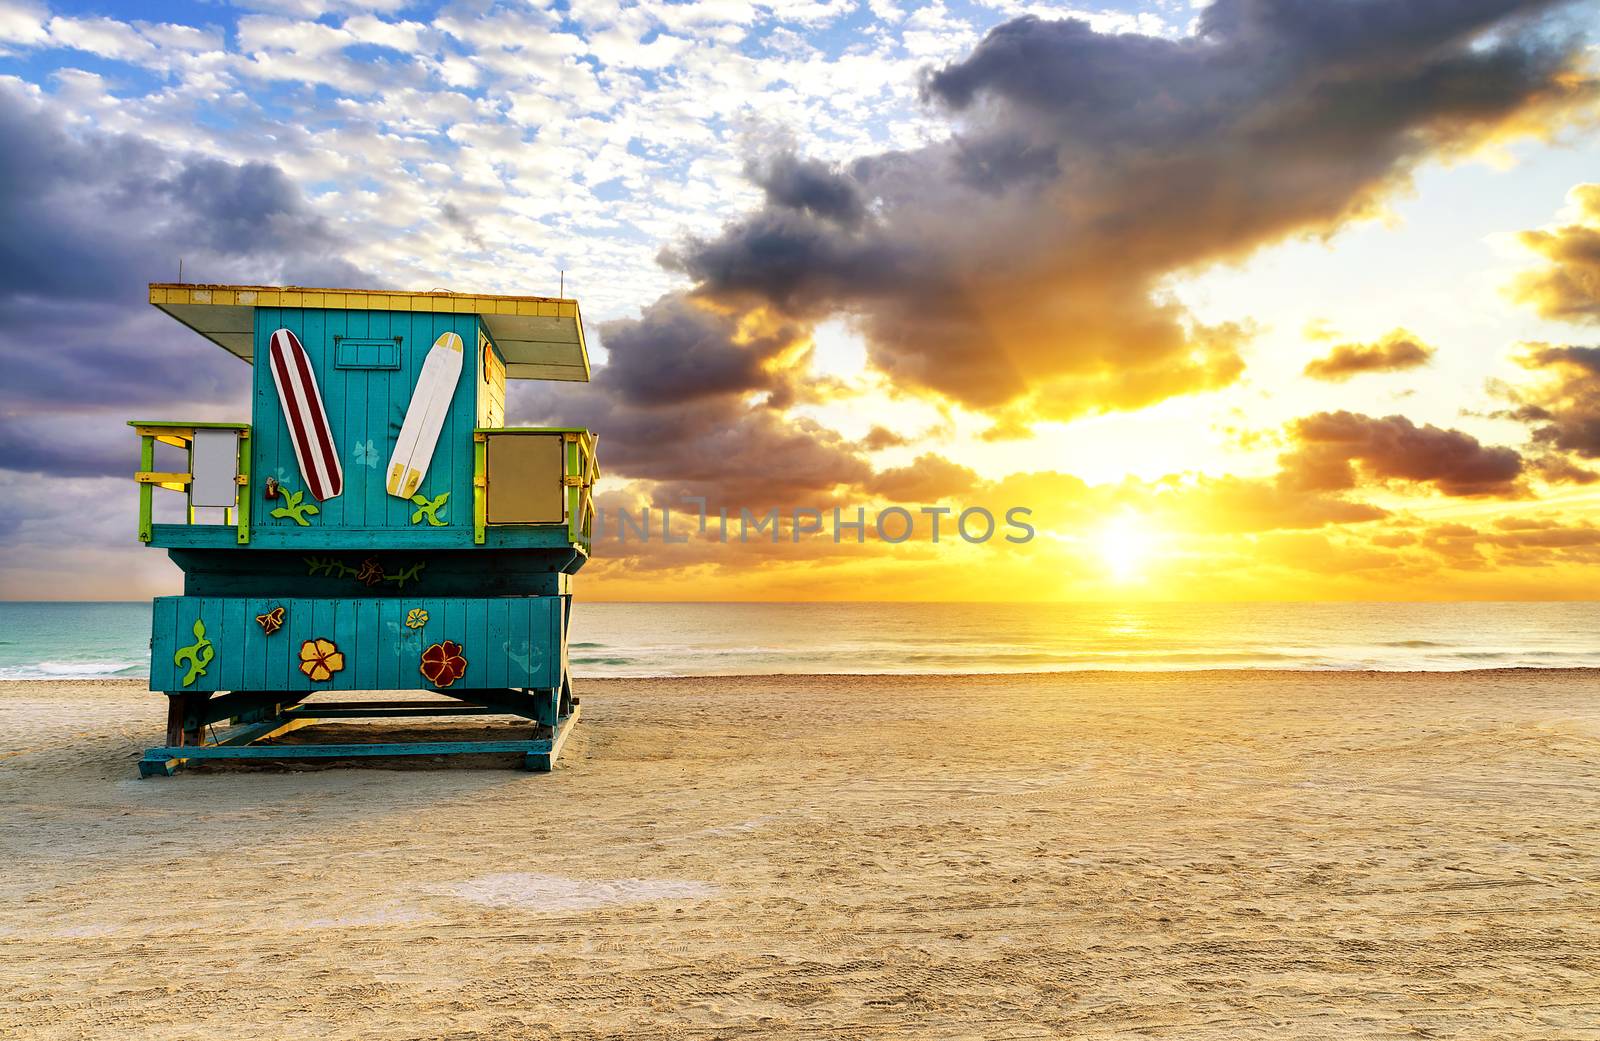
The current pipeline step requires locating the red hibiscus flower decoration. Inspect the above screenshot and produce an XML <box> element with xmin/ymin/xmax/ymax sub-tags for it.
<box><xmin>420</xmin><ymin>640</ymin><xmax>467</xmax><ymax>688</ymax></box>
<box><xmin>355</xmin><ymin>558</ymin><xmax>385</xmax><ymax>586</ymax></box>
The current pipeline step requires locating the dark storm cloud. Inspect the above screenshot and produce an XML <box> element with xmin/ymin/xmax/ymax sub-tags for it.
<box><xmin>577</xmin><ymin>400</ymin><xmax>873</xmax><ymax>507</ymax></box>
<box><xmin>1283</xmin><ymin>411</ymin><xmax>1524</xmax><ymax>497</ymax></box>
<box><xmin>0</xmin><ymin>83</ymin><xmax>372</xmax><ymax>479</ymax></box>
<box><xmin>0</xmin><ymin>90</ymin><xmax>363</xmax><ymax>303</ymax></box>
<box><xmin>1304</xmin><ymin>330</ymin><xmax>1435</xmax><ymax>381</ymax></box>
<box><xmin>646</xmin><ymin>0</ymin><xmax>1593</xmax><ymax>423</ymax></box>
<box><xmin>1492</xmin><ymin>343</ymin><xmax>1600</xmax><ymax>458</ymax></box>
<box><xmin>522</xmin><ymin>300</ymin><xmax>870</xmax><ymax>504</ymax></box>
<box><xmin>597</xmin><ymin>296</ymin><xmax>801</xmax><ymax>406</ymax></box>
<box><xmin>0</xmin><ymin>413</ymin><xmax>135</xmax><ymax>479</ymax></box>
<box><xmin>747</xmin><ymin>153</ymin><xmax>866</xmax><ymax>228</ymax></box>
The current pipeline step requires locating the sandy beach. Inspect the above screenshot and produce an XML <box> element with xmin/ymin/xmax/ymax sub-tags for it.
<box><xmin>2</xmin><ymin>670</ymin><xmax>1599</xmax><ymax>1039</ymax></box>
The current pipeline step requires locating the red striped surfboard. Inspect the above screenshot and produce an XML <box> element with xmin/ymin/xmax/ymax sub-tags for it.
<box><xmin>267</xmin><ymin>328</ymin><xmax>343</xmax><ymax>501</ymax></box>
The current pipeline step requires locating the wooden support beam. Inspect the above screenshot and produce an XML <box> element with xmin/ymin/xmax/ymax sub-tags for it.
<box><xmin>201</xmin><ymin>689</ymin><xmax>294</xmax><ymax>727</ymax></box>
<box><xmin>525</xmin><ymin>703</ymin><xmax>581</xmax><ymax>772</ymax></box>
<box><xmin>454</xmin><ymin>688</ymin><xmax>554</xmax><ymax>724</ymax></box>
<box><xmin>211</xmin><ymin>715</ymin><xmax>315</xmax><ymax>747</ymax></box>
<box><xmin>135</xmin><ymin>471</ymin><xmax>192</xmax><ymax>487</ymax></box>
<box><xmin>288</xmin><ymin>705</ymin><xmax>495</xmax><ymax>718</ymax></box>
<box><xmin>297</xmin><ymin>699</ymin><xmax>488</xmax><ymax>711</ymax></box>
<box><xmin>143</xmin><ymin>739</ymin><xmax>552</xmax><ymax>761</ymax></box>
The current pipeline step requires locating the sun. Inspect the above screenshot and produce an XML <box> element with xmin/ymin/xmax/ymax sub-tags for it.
<box><xmin>1094</xmin><ymin>511</ymin><xmax>1161</xmax><ymax>582</ymax></box>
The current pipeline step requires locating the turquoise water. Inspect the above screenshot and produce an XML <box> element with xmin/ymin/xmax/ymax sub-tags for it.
<box><xmin>2</xmin><ymin>601</ymin><xmax>1599</xmax><ymax>680</ymax></box>
<box><xmin>0</xmin><ymin>603</ymin><xmax>153</xmax><ymax>680</ymax></box>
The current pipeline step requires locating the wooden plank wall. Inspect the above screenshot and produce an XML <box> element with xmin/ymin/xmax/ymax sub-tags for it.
<box><xmin>148</xmin><ymin>595</ymin><xmax>563</xmax><ymax>693</ymax></box>
<box><xmin>477</xmin><ymin>327</ymin><xmax>507</xmax><ymax>428</ymax></box>
<box><xmin>251</xmin><ymin>307</ymin><xmax>483</xmax><ymax>539</ymax></box>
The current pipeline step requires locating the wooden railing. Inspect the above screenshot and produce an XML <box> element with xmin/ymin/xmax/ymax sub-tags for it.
<box><xmin>473</xmin><ymin>427</ymin><xmax>599</xmax><ymax>549</ymax></box>
<box><xmin>130</xmin><ymin>421</ymin><xmax>251</xmax><ymax>545</ymax></box>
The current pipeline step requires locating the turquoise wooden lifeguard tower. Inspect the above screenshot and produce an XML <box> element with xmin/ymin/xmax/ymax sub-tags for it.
<box><xmin>130</xmin><ymin>283</ymin><xmax>597</xmax><ymax>776</ymax></box>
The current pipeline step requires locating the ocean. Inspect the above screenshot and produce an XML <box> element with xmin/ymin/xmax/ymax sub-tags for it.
<box><xmin>1</xmin><ymin>600</ymin><xmax>1598</xmax><ymax>681</ymax></box>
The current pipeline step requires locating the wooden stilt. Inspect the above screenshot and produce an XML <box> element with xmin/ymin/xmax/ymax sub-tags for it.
<box><xmin>165</xmin><ymin>691</ymin><xmax>211</xmax><ymax>747</ymax></box>
<box><xmin>165</xmin><ymin>695</ymin><xmax>184</xmax><ymax>748</ymax></box>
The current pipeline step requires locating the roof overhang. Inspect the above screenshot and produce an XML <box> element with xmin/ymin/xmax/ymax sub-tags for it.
<box><xmin>149</xmin><ymin>283</ymin><xmax>590</xmax><ymax>382</ymax></box>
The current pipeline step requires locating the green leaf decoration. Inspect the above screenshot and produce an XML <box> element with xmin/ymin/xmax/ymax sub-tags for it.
<box><xmin>173</xmin><ymin>619</ymin><xmax>215</xmax><ymax>688</ymax></box>
<box><xmin>270</xmin><ymin>488</ymin><xmax>319</xmax><ymax>526</ymax></box>
<box><xmin>409</xmin><ymin>491</ymin><xmax>450</xmax><ymax>527</ymax></box>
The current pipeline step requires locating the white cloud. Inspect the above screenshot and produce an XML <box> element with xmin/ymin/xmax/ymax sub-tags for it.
<box><xmin>0</xmin><ymin>0</ymin><xmax>47</xmax><ymax>47</ymax></box>
<box><xmin>761</xmin><ymin>0</ymin><xmax>857</xmax><ymax>26</ymax></box>
<box><xmin>343</xmin><ymin>13</ymin><xmax>433</xmax><ymax>53</ymax></box>
<box><xmin>235</xmin><ymin>15</ymin><xmax>353</xmax><ymax>58</ymax></box>
<box><xmin>590</xmin><ymin>28</ymin><xmax>695</xmax><ymax>69</ymax></box>
<box><xmin>135</xmin><ymin>21</ymin><xmax>225</xmax><ymax>53</ymax></box>
<box><xmin>47</xmin><ymin>15</ymin><xmax>159</xmax><ymax>62</ymax></box>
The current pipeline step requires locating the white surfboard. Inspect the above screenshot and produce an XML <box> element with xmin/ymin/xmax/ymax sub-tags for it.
<box><xmin>387</xmin><ymin>331</ymin><xmax>464</xmax><ymax>499</ymax></box>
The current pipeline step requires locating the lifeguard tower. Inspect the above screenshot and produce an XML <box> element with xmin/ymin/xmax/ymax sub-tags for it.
<box><xmin>130</xmin><ymin>283</ymin><xmax>597</xmax><ymax>776</ymax></box>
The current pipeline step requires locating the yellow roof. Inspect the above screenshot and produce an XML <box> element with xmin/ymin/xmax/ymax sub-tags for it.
<box><xmin>149</xmin><ymin>283</ymin><xmax>590</xmax><ymax>382</ymax></box>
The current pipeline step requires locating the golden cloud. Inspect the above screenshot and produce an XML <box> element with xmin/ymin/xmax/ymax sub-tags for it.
<box><xmin>1509</xmin><ymin>183</ymin><xmax>1600</xmax><ymax>322</ymax></box>
<box><xmin>1303</xmin><ymin>329</ymin><xmax>1435</xmax><ymax>382</ymax></box>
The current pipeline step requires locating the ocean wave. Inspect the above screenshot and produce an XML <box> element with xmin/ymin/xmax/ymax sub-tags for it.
<box><xmin>0</xmin><ymin>659</ymin><xmax>147</xmax><ymax>680</ymax></box>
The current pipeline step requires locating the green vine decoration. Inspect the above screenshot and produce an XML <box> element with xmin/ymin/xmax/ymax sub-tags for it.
<box><xmin>304</xmin><ymin>556</ymin><xmax>361</xmax><ymax>580</ymax></box>
<box><xmin>304</xmin><ymin>556</ymin><xmax>427</xmax><ymax>590</ymax></box>
<box><xmin>383</xmin><ymin>562</ymin><xmax>427</xmax><ymax>589</ymax></box>
<box><xmin>270</xmin><ymin>487</ymin><xmax>319</xmax><ymax>526</ymax></box>
<box><xmin>172</xmin><ymin>619</ymin><xmax>214</xmax><ymax>688</ymax></box>
<box><xmin>409</xmin><ymin>491</ymin><xmax>450</xmax><ymax>526</ymax></box>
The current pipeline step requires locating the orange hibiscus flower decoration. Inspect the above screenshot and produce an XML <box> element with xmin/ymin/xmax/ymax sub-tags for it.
<box><xmin>420</xmin><ymin>640</ymin><xmax>467</xmax><ymax>688</ymax></box>
<box><xmin>299</xmin><ymin>637</ymin><xmax>345</xmax><ymax>682</ymax></box>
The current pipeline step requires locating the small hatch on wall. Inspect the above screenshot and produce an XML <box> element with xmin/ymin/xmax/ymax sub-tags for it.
<box><xmin>334</xmin><ymin>336</ymin><xmax>403</xmax><ymax>370</ymax></box>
